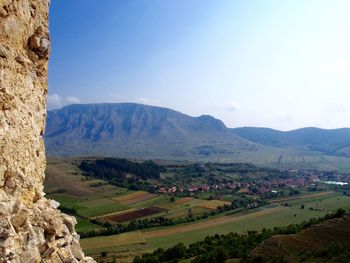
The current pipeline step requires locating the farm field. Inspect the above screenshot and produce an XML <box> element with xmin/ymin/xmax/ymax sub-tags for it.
<box><xmin>104</xmin><ymin>206</ymin><xmax>167</xmax><ymax>223</ymax></box>
<box><xmin>270</xmin><ymin>191</ymin><xmax>335</xmax><ymax>204</ymax></box>
<box><xmin>81</xmin><ymin>191</ymin><xmax>350</xmax><ymax>262</ymax></box>
<box><xmin>286</xmin><ymin>192</ymin><xmax>350</xmax><ymax>210</ymax></box>
<box><xmin>198</xmin><ymin>200</ymin><xmax>232</xmax><ymax>210</ymax></box>
<box><xmin>45</xmin><ymin>158</ymin><xmax>230</xmax><ymax>233</ymax></box>
<box><xmin>176</xmin><ymin>197</ymin><xmax>193</xmax><ymax>204</ymax></box>
<box><xmin>80</xmin><ymin>231</ymin><xmax>146</xmax><ymax>250</ymax></box>
<box><xmin>114</xmin><ymin>191</ymin><xmax>157</xmax><ymax>205</ymax></box>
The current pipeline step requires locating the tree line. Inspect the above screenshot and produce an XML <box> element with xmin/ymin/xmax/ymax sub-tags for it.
<box><xmin>80</xmin><ymin>158</ymin><xmax>164</xmax><ymax>190</ymax></box>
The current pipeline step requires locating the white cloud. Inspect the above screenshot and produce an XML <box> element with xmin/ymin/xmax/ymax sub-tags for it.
<box><xmin>47</xmin><ymin>93</ymin><xmax>81</xmax><ymax>109</ymax></box>
<box><xmin>278</xmin><ymin>113</ymin><xmax>294</xmax><ymax>122</ymax></box>
<box><xmin>331</xmin><ymin>59</ymin><xmax>350</xmax><ymax>77</ymax></box>
<box><xmin>226</xmin><ymin>102</ymin><xmax>240</xmax><ymax>112</ymax></box>
<box><xmin>332</xmin><ymin>105</ymin><xmax>350</xmax><ymax>114</ymax></box>
<box><xmin>66</xmin><ymin>96</ymin><xmax>81</xmax><ymax>104</ymax></box>
<box><xmin>136</xmin><ymin>97</ymin><xmax>161</xmax><ymax>106</ymax></box>
<box><xmin>47</xmin><ymin>94</ymin><xmax>62</xmax><ymax>108</ymax></box>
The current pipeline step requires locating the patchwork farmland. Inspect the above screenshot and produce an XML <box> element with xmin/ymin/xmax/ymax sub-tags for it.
<box><xmin>44</xmin><ymin>158</ymin><xmax>228</xmax><ymax>233</ymax></box>
<box><xmin>44</xmin><ymin>157</ymin><xmax>350</xmax><ymax>262</ymax></box>
<box><xmin>81</xmin><ymin>192</ymin><xmax>350</xmax><ymax>262</ymax></box>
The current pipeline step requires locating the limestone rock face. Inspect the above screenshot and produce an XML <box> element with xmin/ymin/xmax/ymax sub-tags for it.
<box><xmin>0</xmin><ymin>0</ymin><xmax>95</xmax><ymax>262</ymax></box>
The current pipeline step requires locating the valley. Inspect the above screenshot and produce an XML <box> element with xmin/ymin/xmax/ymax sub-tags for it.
<box><xmin>45</xmin><ymin>157</ymin><xmax>350</xmax><ymax>262</ymax></box>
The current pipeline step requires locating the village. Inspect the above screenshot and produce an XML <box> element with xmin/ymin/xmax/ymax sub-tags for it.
<box><xmin>156</xmin><ymin>167</ymin><xmax>350</xmax><ymax>198</ymax></box>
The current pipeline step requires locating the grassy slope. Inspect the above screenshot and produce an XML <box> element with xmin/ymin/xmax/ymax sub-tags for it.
<box><xmin>249</xmin><ymin>214</ymin><xmax>350</xmax><ymax>262</ymax></box>
<box><xmin>45</xmin><ymin>157</ymin><xmax>128</xmax><ymax>231</ymax></box>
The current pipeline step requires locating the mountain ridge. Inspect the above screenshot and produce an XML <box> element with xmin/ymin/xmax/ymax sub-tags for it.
<box><xmin>45</xmin><ymin>103</ymin><xmax>350</xmax><ymax>170</ymax></box>
<box><xmin>232</xmin><ymin>126</ymin><xmax>350</xmax><ymax>157</ymax></box>
<box><xmin>45</xmin><ymin>103</ymin><xmax>255</xmax><ymax>158</ymax></box>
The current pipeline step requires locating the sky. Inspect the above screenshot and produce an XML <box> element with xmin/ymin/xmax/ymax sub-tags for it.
<box><xmin>48</xmin><ymin>0</ymin><xmax>350</xmax><ymax>131</ymax></box>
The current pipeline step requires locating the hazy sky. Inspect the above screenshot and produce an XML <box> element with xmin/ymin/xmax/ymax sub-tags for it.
<box><xmin>48</xmin><ymin>0</ymin><xmax>350</xmax><ymax>130</ymax></box>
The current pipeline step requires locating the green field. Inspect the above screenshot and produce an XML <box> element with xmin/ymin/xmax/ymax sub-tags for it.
<box><xmin>146</xmin><ymin>206</ymin><xmax>323</xmax><ymax>248</ymax></box>
<box><xmin>287</xmin><ymin>192</ymin><xmax>350</xmax><ymax>210</ymax></box>
<box><xmin>76</xmin><ymin>216</ymin><xmax>104</xmax><ymax>232</ymax></box>
<box><xmin>79</xmin><ymin>198</ymin><xmax>128</xmax><ymax>218</ymax></box>
<box><xmin>80</xmin><ymin>191</ymin><xmax>350</xmax><ymax>262</ymax></box>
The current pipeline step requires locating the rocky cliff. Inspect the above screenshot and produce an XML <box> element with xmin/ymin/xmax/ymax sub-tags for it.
<box><xmin>0</xmin><ymin>1</ymin><xmax>94</xmax><ymax>262</ymax></box>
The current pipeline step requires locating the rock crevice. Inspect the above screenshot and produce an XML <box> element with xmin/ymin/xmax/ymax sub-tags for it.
<box><xmin>0</xmin><ymin>0</ymin><xmax>95</xmax><ymax>262</ymax></box>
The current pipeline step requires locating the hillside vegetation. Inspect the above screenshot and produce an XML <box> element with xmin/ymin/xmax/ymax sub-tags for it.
<box><xmin>248</xmin><ymin>213</ymin><xmax>350</xmax><ymax>262</ymax></box>
<box><xmin>133</xmin><ymin>210</ymin><xmax>349</xmax><ymax>263</ymax></box>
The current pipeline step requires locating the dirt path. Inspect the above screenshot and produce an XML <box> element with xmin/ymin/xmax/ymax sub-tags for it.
<box><xmin>270</xmin><ymin>191</ymin><xmax>334</xmax><ymax>204</ymax></box>
<box><xmin>143</xmin><ymin>206</ymin><xmax>285</xmax><ymax>238</ymax></box>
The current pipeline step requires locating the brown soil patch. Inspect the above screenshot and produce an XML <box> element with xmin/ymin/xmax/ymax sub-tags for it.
<box><xmin>121</xmin><ymin>193</ymin><xmax>157</xmax><ymax>205</ymax></box>
<box><xmin>114</xmin><ymin>191</ymin><xmax>157</xmax><ymax>205</ymax></box>
<box><xmin>198</xmin><ymin>200</ymin><xmax>232</xmax><ymax>210</ymax></box>
<box><xmin>95</xmin><ymin>208</ymin><xmax>137</xmax><ymax>220</ymax></box>
<box><xmin>176</xmin><ymin>197</ymin><xmax>194</xmax><ymax>204</ymax></box>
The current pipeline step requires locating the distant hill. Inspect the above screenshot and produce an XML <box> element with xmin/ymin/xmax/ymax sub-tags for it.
<box><xmin>232</xmin><ymin>127</ymin><xmax>350</xmax><ymax>158</ymax></box>
<box><xmin>45</xmin><ymin>103</ymin><xmax>255</xmax><ymax>158</ymax></box>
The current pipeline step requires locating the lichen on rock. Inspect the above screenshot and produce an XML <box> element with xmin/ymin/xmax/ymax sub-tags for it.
<box><xmin>0</xmin><ymin>0</ymin><xmax>95</xmax><ymax>262</ymax></box>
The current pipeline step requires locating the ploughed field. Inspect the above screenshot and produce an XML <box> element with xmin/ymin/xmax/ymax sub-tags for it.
<box><xmin>175</xmin><ymin>197</ymin><xmax>193</xmax><ymax>204</ymax></box>
<box><xmin>114</xmin><ymin>191</ymin><xmax>157</xmax><ymax>205</ymax></box>
<box><xmin>198</xmin><ymin>200</ymin><xmax>232</xmax><ymax>210</ymax></box>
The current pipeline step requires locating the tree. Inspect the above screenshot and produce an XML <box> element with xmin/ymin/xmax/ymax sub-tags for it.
<box><xmin>163</xmin><ymin>243</ymin><xmax>186</xmax><ymax>260</ymax></box>
<box><xmin>216</xmin><ymin>247</ymin><xmax>229</xmax><ymax>262</ymax></box>
<box><xmin>335</xmin><ymin>208</ymin><xmax>345</xmax><ymax>217</ymax></box>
